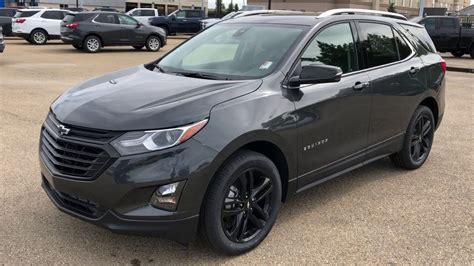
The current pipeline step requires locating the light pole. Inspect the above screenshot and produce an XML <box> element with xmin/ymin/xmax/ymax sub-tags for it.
<box><xmin>268</xmin><ymin>0</ymin><xmax>271</xmax><ymax>9</ymax></box>
<box><xmin>418</xmin><ymin>0</ymin><xmax>425</xmax><ymax>17</ymax></box>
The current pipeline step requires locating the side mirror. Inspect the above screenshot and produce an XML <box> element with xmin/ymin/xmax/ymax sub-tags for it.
<box><xmin>288</xmin><ymin>64</ymin><xmax>342</xmax><ymax>87</ymax></box>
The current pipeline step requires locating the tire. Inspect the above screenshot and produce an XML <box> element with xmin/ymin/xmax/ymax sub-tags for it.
<box><xmin>470</xmin><ymin>46</ymin><xmax>474</xmax><ymax>59</ymax></box>
<box><xmin>72</xmin><ymin>44</ymin><xmax>82</xmax><ymax>50</ymax></box>
<box><xmin>390</xmin><ymin>105</ymin><xmax>435</xmax><ymax>170</ymax></box>
<box><xmin>201</xmin><ymin>150</ymin><xmax>282</xmax><ymax>255</ymax></box>
<box><xmin>30</xmin><ymin>29</ymin><xmax>47</xmax><ymax>45</ymax></box>
<box><xmin>83</xmin><ymin>35</ymin><xmax>101</xmax><ymax>53</ymax></box>
<box><xmin>145</xmin><ymin>35</ymin><xmax>161</xmax><ymax>52</ymax></box>
<box><xmin>450</xmin><ymin>50</ymin><xmax>464</xmax><ymax>58</ymax></box>
<box><xmin>133</xmin><ymin>45</ymin><xmax>144</xmax><ymax>50</ymax></box>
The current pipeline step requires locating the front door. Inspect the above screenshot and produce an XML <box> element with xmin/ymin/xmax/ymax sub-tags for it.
<box><xmin>117</xmin><ymin>14</ymin><xmax>145</xmax><ymax>45</ymax></box>
<box><xmin>294</xmin><ymin>22</ymin><xmax>371</xmax><ymax>189</ymax></box>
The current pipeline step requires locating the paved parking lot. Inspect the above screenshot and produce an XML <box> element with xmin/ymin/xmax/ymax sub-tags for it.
<box><xmin>0</xmin><ymin>39</ymin><xmax>473</xmax><ymax>264</ymax></box>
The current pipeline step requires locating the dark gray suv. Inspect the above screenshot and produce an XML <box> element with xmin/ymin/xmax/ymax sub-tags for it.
<box><xmin>40</xmin><ymin>9</ymin><xmax>445</xmax><ymax>255</ymax></box>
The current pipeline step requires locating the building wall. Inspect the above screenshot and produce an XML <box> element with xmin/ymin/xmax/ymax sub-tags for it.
<box><xmin>37</xmin><ymin>0</ymin><xmax>126</xmax><ymax>10</ymax></box>
<box><xmin>126</xmin><ymin>0</ymin><xmax>209</xmax><ymax>15</ymax></box>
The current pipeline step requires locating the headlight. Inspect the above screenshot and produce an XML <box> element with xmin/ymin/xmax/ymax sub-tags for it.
<box><xmin>111</xmin><ymin>119</ymin><xmax>208</xmax><ymax>156</ymax></box>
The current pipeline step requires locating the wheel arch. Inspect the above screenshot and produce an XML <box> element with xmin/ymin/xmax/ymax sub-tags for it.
<box><xmin>30</xmin><ymin>27</ymin><xmax>49</xmax><ymax>38</ymax></box>
<box><xmin>419</xmin><ymin>96</ymin><xmax>439</xmax><ymax>128</ymax></box>
<box><xmin>146</xmin><ymin>33</ymin><xmax>164</xmax><ymax>47</ymax></box>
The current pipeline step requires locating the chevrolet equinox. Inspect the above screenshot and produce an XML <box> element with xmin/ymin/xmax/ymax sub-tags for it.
<box><xmin>40</xmin><ymin>9</ymin><xmax>446</xmax><ymax>255</ymax></box>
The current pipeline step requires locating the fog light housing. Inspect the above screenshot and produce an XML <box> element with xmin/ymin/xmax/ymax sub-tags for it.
<box><xmin>150</xmin><ymin>181</ymin><xmax>186</xmax><ymax>211</ymax></box>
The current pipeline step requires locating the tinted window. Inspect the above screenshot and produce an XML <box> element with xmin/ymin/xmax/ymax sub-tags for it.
<box><xmin>301</xmin><ymin>23</ymin><xmax>358</xmax><ymax>73</ymax></box>
<box><xmin>63</xmin><ymin>14</ymin><xmax>75</xmax><ymax>23</ymax></box>
<box><xmin>41</xmin><ymin>11</ymin><xmax>65</xmax><ymax>20</ymax></box>
<box><xmin>118</xmin><ymin>15</ymin><xmax>138</xmax><ymax>25</ymax></box>
<box><xmin>420</xmin><ymin>18</ymin><xmax>435</xmax><ymax>31</ymax></box>
<box><xmin>140</xmin><ymin>10</ymin><xmax>155</xmax><ymax>16</ymax></box>
<box><xmin>440</xmin><ymin>18</ymin><xmax>455</xmax><ymax>29</ymax></box>
<box><xmin>0</xmin><ymin>9</ymin><xmax>16</xmax><ymax>17</ymax></box>
<box><xmin>14</xmin><ymin>11</ymin><xmax>39</xmax><ymax>18</ymax></box>
<box><xmin>186</xmin><ymin>11</ymin><xmax>201</xmax><ymax>18</ymax></box>
<box><xmin>359</xmin><ymin>23</ymin><xmax>398</xmax><ymax>67</ymax></box>
<box><xmin>175</xmin><ymin>11</ymin><xmax>185</xmax><ymax>18</ymax></box>
<box><xmin>400</xmin><ymin>24</ymin><xmax>436</xmax><ymax>52</ymax></box>
<box><xmin>393</xmin><ymin>30</ymin><xmax>412</xmax><ymax>59</ymax></box>
<box><xmin>95</xmin><ymin>14</ymin><xmax>118</xmax><ymax>24</ymax></box>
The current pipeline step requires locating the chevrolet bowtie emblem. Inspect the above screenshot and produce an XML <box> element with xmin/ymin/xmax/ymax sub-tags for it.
<box><xmin>57</xmin><ymin>124</ymin><xmax>71</xmax><ymax>136</ymax></box>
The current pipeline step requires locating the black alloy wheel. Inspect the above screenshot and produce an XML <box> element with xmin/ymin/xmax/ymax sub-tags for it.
<box><xmin>201</xmin><ymin>150</ymin><xmax>282</xmax><ymax>255</ymax></box>
<box><xmin>221</xmin><ymin>168</ymin><xmax>273</xmax><ymax>243</ymax></box>
<box><xmin>390</xmin><ymin>105</ymin><xmax>435</xmax><ymax>169</ymax></box>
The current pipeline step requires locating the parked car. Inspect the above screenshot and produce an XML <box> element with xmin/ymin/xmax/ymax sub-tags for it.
<box><xmin>12</xmin><ymin>9</ymin><xmax>68</xmax><ymax>44</ymax></box>
<box><xmin>0</xmin><ymin>26</ymin><xmax>5</xmax><ymax>53</ymax></box>
<box><xmin>201</xmin><ymin>10</ymin><xmax>306</xmax><ymax>29</ymax></box>
<box><xmin>0</xmin><ymin>8</ymin><xmax>18</xmax><ymax>36</ymax></box>
<box><xmin>412</xmin><ymin>16</ymin><xmax>474</xmax><ymax>58</ymax></box>
<box><xmin>40</xmin><ymin>9</ymin><xmax>445</xmax><ymax>255</ymax></box>
<box><xmin>65</xmin><ymin>7</ymin><xmax>87</xmax><ymax>12</ymax></box>
<box><xmin>60</xmin><ymin>12</ymin><xmax>166</xmax><ymax>53</ymax></box>
<box><xmin>149</xmin><ymin>9</ymin><xmax>206</xmax><ymax>35</ymax></box>
<box><xmin>126</xmin><ymin>8</ymin><xmax>160</xmax><ymax>25</ymax></box>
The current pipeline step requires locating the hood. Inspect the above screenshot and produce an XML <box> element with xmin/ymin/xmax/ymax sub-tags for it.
<box><xmin>51</xmin><ymin>65</ymin><xmax>262</xmax><ymax>131</ymax></box>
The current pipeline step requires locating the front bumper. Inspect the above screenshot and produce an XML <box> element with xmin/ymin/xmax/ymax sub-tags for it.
<box><xmin>40</xmin><ymin>135</ymin><xmax>219</xmax><ymax>244</ymax></box>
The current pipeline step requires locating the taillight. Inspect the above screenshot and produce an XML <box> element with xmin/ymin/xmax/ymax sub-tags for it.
<box><xmin>16</xmin><ymin>18</ymin><xmax>26</xmax><ymax>23</ymax></box>
<box><xmin>66</xmin><ymin>23</ymin><xmax>79</xmax><ymax>29</ymax></box>
<box><xmin>440</xmin><ymin>58</ymin><xmax>446</xmax><ymax>74</ymax></box>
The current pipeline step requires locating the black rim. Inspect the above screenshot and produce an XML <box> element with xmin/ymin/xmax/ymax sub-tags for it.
<box><xmin>410</xmin><ymin>114</ymin><xmax>433</xmax><ymax>162</ymax></box>
<box><xmin>221</xmin><ymin>168</ymin><xmax>273</xmax><ymax>243</ymax></box>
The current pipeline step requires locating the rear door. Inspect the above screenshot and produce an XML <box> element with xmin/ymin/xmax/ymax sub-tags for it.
<box><xmin>357</xmin><ymin>21</ymin><xmax>426</xmax><ymax>157</ymax></box>
<box><xmin>93</xmin><ymin>13</ymin><xmax>121</xmax><ymax>45</ymax></box>
<box><xmin>40</xmin><ymin>10</ymin><xmax>65</xmax><ymax>36</ymax></box>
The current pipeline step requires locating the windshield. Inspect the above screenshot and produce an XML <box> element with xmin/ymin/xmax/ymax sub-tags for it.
<box><xmin>157</xmin><ymin>24</ymin><xmax>307</xmax><ymax>80</ymax></box>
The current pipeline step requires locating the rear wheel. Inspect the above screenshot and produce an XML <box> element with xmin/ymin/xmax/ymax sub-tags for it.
<box><xmin>30</xmin><ymin>29</ymin><xmax>47</xmax><ymax>45</ymax></box>
<box><xmin>133</xmin><ymin>45</ymin><xmax>144</xmax><ymax>50</ymax></box>
<box><xmin>450</xmin><ymin>50</ymin><xmax>464</xmax><ymax>57</ymax></box>
<box><xmin>83</xmin><ymin>36</ymin><xmax>101</xmax><ymax>53</ymax></box>
<box><xmin>470</xmin><ymin>46</ymin><xmax>474</xmax><ymax>59</ymax></box>
<box><xmin>390</xmin><ymin>106</ymin><xmax>435</xmax><ymax>170</ymax></box>
<box><xmin>201</xmin><ymin>150</ymin><xmax>282</xmax><ymax>255</ymax></box>
<box><xmin>145</xmin><ymin>36</ymin><xmax>161</xmax><ymax>52</ymax></box>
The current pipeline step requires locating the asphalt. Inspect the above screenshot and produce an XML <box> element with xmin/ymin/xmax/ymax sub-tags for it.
<box><xmin>0</xmin><ymin>39</ymin><xmax>473</xmax><ymax>264</ymax></box>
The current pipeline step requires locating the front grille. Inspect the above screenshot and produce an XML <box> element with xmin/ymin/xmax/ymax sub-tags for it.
<box><xmin>40</xmin><ymin>113</ymin><xmax>117</xmax><ymax>180</ymax></box>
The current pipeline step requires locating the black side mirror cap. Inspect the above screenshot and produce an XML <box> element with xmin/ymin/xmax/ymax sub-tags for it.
<box><xmin>288</xmin><ymin>64</ymin><xmax>343</xmax><ymax>88</ymax></box>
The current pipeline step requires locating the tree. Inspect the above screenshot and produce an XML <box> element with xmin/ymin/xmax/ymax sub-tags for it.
<box><xmin>387</xmin><ymin>3</ymin><xmax>397</xmax><ymax>13</ymax></box>
<box><xmin>226</xmin><ymin>3</ymin><xmax>234</xmax><ymax>14</ymax></box>
<box><xmin>234</xmin><ymin>3</ymin><xmax>239</xmax><ymax>11</ymax></box>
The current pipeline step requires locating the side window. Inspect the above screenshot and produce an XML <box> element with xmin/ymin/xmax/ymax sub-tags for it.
<box><xmin>393</xmin><ymin>30</ymin><xmax>412</xmax><ymax>59</ymax></box>
<box><xmin>420</xmin><ymin>19</ymin><xmax>435</xmax><ymax>31</ymax></box>
<box><xmin>95</xmin><ymin>14</ymin><xmax>118</xmax><ymax>24</ymax></box>
<box><xmin>118</xmin><ymin>15</ymin><xmax>138</xmax><ymax>25</ymax></box>
<box><xmin>359</xmin><ymin>22</ymin><xmax>398</xmax><ymax>68</ymax></box>
<box><xmin>301</xmin><ymin>23</ymin><xmax>358</xmax><ymax>73</ymax></box>
<box><xmin>141</xmin><ymin>10</ymin><xmax>155</xmax><ymax>16</ymax></box>
<box><xmin>176</xmin><ymin>11</ymin><xmax>186</xmax><ymax>18</ymax></box>
<box><xmin>131</xmin><ymin>10</ymin><xmax>140</xmax><ymax>16</ymax></box>
<box><xmin>186</xmin><ymin>11</ymin><xmax>202</xmax><ymax>18</ymax></box>
<box><xmin>41</xmin><ymin>11</ymin><xmax>63</xmax><ymax>20</ymax></box>
<box><xmin>440</xmin><ymin>18</ymin><xmax>455</xmax><ymax>29</ymax></box>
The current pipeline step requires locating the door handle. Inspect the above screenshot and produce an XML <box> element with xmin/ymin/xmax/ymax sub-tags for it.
<box><xmin>409</xmin><ymin>66</ymin><xmax>420</xmax><ymax>74</ymax></box>
<box><xmin>353</xmin><ymin>81</ymin><xmax>369</xmax><ymax>91</ymax></box>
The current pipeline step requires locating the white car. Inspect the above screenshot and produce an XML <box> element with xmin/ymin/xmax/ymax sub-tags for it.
<box><xmin>126</xmin><ymin>8</ymin><xmax>160</xmax><ymax>25</ymax></box>
<box><xmin>12</xmin><ymin>9</ymin><xmax>69</xmax><ymax>44</ymax></box>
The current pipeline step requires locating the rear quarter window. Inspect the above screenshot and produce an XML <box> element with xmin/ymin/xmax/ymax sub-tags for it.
<box><xmin>399</xmin><ymin>23</ymin><xmax>436</xmax><ymax>53</ymax></box>
<box><xmin>14</xmin><ymin>11</ymin><xmax>40</xmax><ymax>18</ymax></box>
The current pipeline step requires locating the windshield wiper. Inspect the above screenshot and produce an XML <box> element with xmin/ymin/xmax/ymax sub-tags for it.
<box><xmin>172</xmin><ymin>71</ymin><xmax>230</xmax><ymax>80</ymax></box>
<box><xmin>152</xmin><ymin>63</ymin><xmax>166</xmax><ymax>73</ymax></box>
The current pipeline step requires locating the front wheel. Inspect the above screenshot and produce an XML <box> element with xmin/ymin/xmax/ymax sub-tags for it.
<box><xmin>145</xmin><ymin>36</ymin><xmax>161</xmax><ymax>52</ymax></box>
<box><xmin>201</xmin><ymin>150</ymin><xmax>282</xmax><ymax>255</ymax></box>
<box><xmin>470</xmin><ymin>46</ymin><xmax>474</xmax><ymax>59</ymax></box>
<box><xmin>390</xmin><ymin>106</ymin><xmax>435</xmax><ymax>169</ymax></box>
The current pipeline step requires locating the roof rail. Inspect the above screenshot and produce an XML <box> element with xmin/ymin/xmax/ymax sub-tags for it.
<box><xmin>317</xmin><ymin>8</ymin><xmax>407</xmax><ymax>21</ymax></box>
